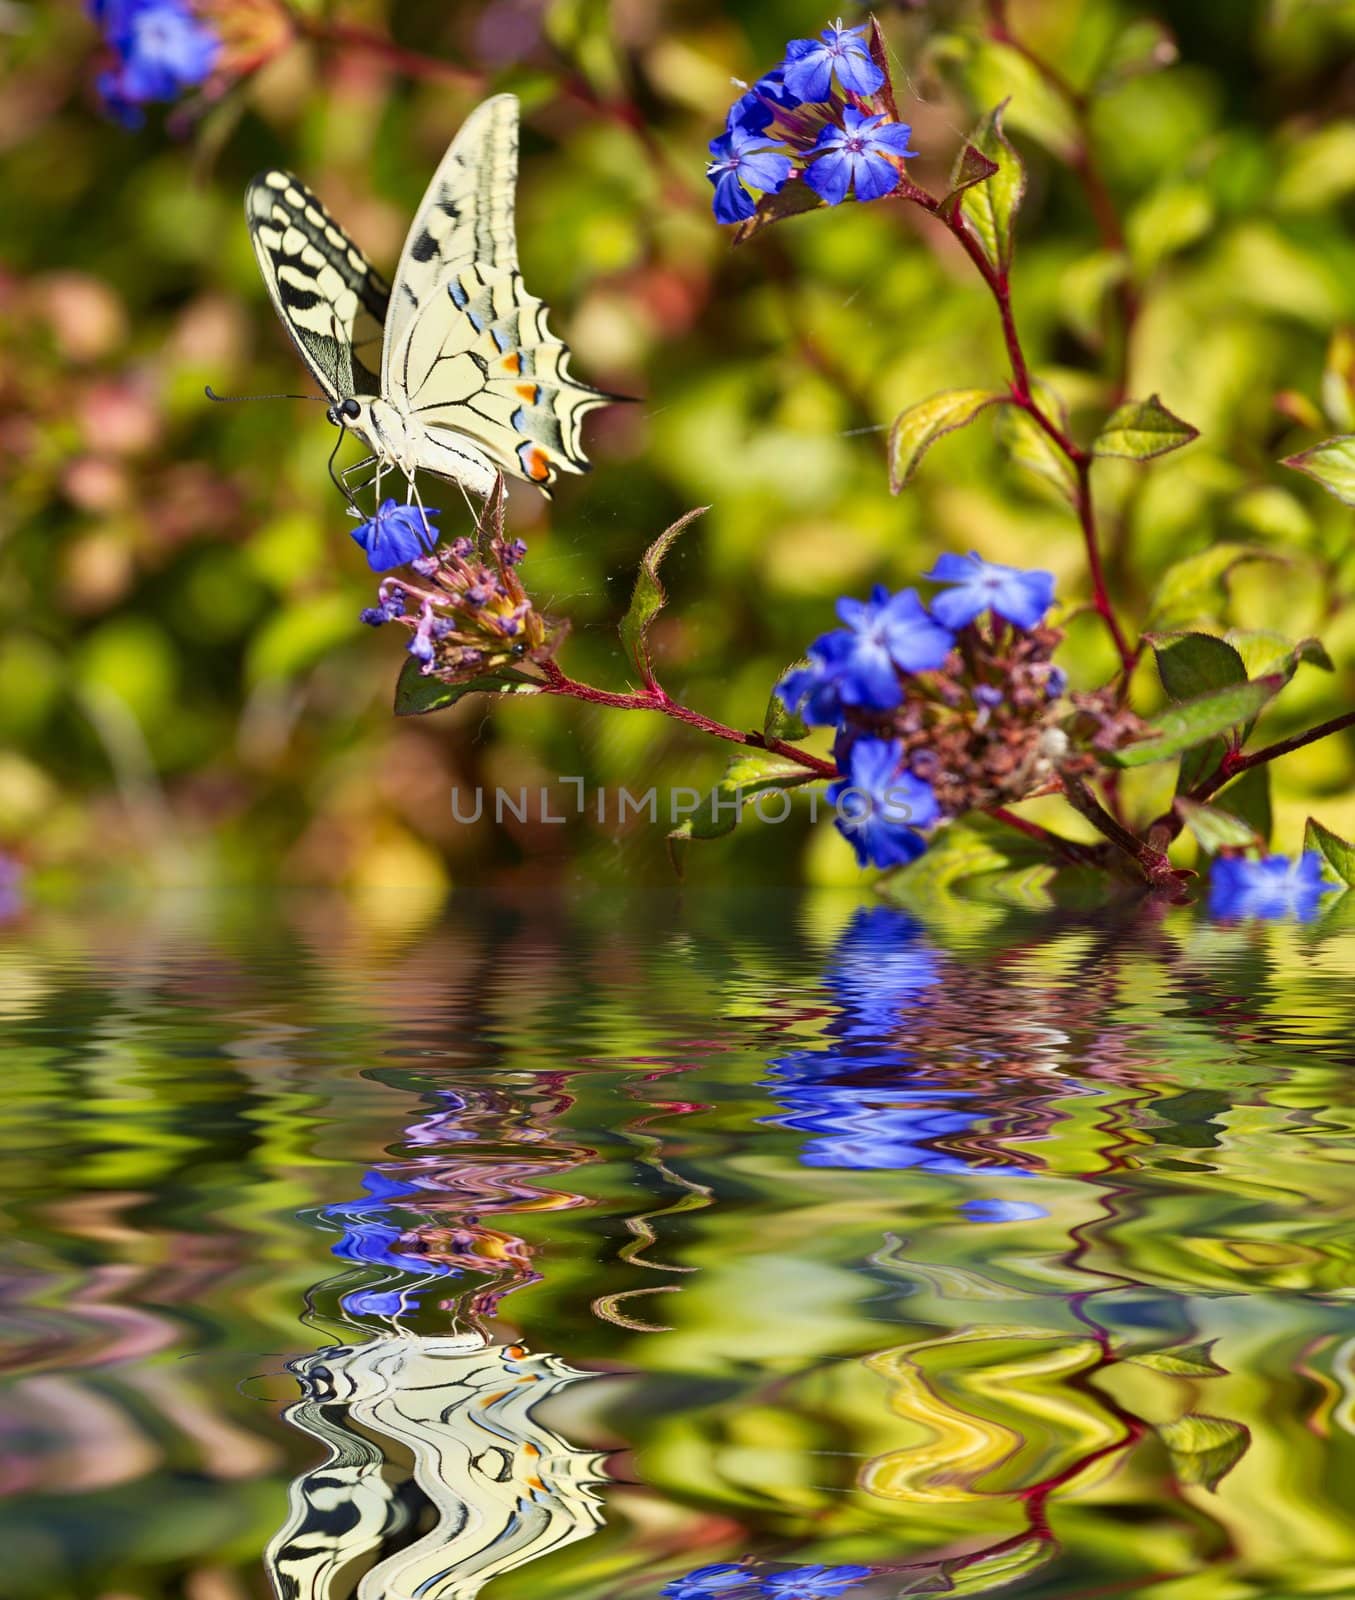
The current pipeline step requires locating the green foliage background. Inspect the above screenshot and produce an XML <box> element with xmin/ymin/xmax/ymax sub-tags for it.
<box><xmin>3</xmin><ymin>0</ymin><xmax>1355</xmax><ymax>897</ymax></box>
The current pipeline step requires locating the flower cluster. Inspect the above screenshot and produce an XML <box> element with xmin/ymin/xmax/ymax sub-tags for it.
<box><xmin>1209</xmin><ymin>852</ymin><xmax>1338</xmax><ymax>922</ymax></box>
<box><xmin>87</xmin><ymin>0</ymin><xmax>220</xmax><ymax>125</ymax></box>
<box><xmin>779</xmin><ymin>553</ymin><xmax>1067</xmax><ymax>869</ymax></box>
<box><xmin>663</xmin><ymin>1563</ymin><xmax>871</xmax><ymax>1600</ymax></box>
<box><xmin>356</xmin><ymin>489</ymin><xmax>561</xmax><ymax>681</ymax></box>
<box><xmin>707</xmin><ymin>21</ymin><xmax>916</xmax><ymax>224</ymax></box>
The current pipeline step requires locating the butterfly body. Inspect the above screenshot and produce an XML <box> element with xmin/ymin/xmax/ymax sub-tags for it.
<box><xmin>246</xmin><ymin>95</ymin><xmax>611</xmax><ymax>506</ymax></box>
<box><xmin>336</xmin><ymin>394</ymin><xmax>500</xmax><ymax>499</ymax></box>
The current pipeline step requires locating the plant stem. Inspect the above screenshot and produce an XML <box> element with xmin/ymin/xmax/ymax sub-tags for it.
<box><xmin>290</xmin><ymin>13</ymin><xmax>484</xmax><ymax>87</ymax></box>
<box><xmin>1193</xmin><ymin>710</ymin><xmax>1355</xmax><ymax>801</ymax></box>
<box><xmin>918</xmin><ymin>192</ymin><xmax>1136</xmax><ymax>675</ymax></box>
<box><xmin>980</xmin><ymin>0</ymin><xmax>1140</xmax><ymax>400</ymax></box>
<box><xmin>1061</xmin><ymin>772</ymin><xmax>1181</xmax><ymax>891</ymax></box>
<box><xmin>990</xmin><ymin>806</ymin><xmax>1100</xmax><ymax>866</ymax></box>
<box><xmin>536</xmin><ymin>661</ymin><xmax>838</xmax><ymax>779</ymax></box>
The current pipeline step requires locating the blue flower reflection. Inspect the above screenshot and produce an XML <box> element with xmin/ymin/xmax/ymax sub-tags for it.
<box><xmin>762</xmin><ymin>908</ymin><xmax>1027</xmax><ymax>1176</ymax></box>
<box><xmin>323</xmin><ymin>1095</ymin><xmax>473</xmax><ymax>1318</ymax></box>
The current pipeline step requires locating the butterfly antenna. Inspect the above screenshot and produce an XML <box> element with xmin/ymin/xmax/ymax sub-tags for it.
<box><xmin>204</xmin><ymin>386</ymin><xmax>329</xmax><ymax>403</ymax></box>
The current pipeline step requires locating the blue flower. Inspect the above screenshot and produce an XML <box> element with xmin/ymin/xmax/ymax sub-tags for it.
<box><xmin>1209</xmin><ymin>853</ymin><xmax>1339</xmax><ymax>922</ymax></box>
<box><xmin>763</xmin><ymin>1566</ymin><xmax>872</xmax><ymax>1599</ymax></box>
<box><xmin>350</xmin><ymin>500</ymin><xmax>439</xmax><ymax>572</ymax></box>
<box><xmin>359</xmin><ymin>585</ymin><xmax>407</xmax><ymax>627</ymax></box>
<box><xmin>707</xmin><ymin>128</ymin><xmax>794</xmax><ymax>223</ymax></box>
<box><xmin>926</xmin><ymin>551</ymin><xmax>1056</xmax><ymax>631</ymax></box>
<box><xmin>961</xmin><ymin>1198</ymin><xmax>1049</xmax><ymax>1222</ymax></box>
<box><xmin>91</xmin><ymin>0</ymin><xmax>220</xmax><ymax>124</ymax></box>
<box><xmin>782</xmin><ymin>23</ymin><xmax>884</xmax><ymax>101</ymax></box>
<box><xmin>805</xmin><ymin>107</ymin><xmax>917</xmax><ymax>204</ymax></box>
<box><xmin>727</xmin><ymin>68</ymin><xmax>801</xmax><ymax>137</ymax></box>
<box><xmin>776</xmin><ymin>643</ymin><xmax>850</xmax><ymax>726</ymax></box>
<box><xmin>828</xmin><ymin>585</ymin><xmax>954</xmax><ymax>710</ymax></box>
<box><xmin>828</xmin><ymin>736</ymin><xmax>939</xmax><ymax>869</ymax></box>
<box><xmin>662</xmin><ymin>1565</ymin><xmax>759</xmax><ymax>1599</ymax></box>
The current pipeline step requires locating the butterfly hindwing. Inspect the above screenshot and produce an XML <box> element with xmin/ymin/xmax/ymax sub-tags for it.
<box><xmin>247</xmin><ymin>170</ymin><xmax>389</xmax><ymax>402</ymax></box>
<box><xmin>397</xmin><ymin>263</ymin><xmax>611</xmax><ymax>488</ymax></box>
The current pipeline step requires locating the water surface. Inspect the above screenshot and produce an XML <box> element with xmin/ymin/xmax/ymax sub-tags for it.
<box><xmin>2</xmin><ymin>891</ymin><xmax>1354</xmax><ymax>1599</ymax></box>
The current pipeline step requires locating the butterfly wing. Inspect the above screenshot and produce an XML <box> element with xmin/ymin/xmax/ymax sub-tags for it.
<box><xmin>383</xmin><ymin>95</ymin><xmax>611</xmax><ymax>491</ymax></box>
<box><xmin>382</xmin><ymin>93</ymin><xmax>520</xmax><ymax>368</ymax></box>
<box><xmin>247</xmin><ymin>170</ymin><xmax>390</xmax><ymax>402</ymax></box>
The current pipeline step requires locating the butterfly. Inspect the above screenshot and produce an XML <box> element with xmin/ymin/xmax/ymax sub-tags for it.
<box><xmin>265</xmin><ymin>1333</ymin><xmax>605</xmax><ymax>1599</ymax></box>
<box><xmin>245</xmin><ymin>94</ymin><xmax>613</xmax><ymax>510</ymax></box>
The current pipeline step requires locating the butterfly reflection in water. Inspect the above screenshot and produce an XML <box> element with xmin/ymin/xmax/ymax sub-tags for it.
<box><xmin>245</xmin><ymin>94</ymin><xmax>615</xmax><ymax>514</ymax></box>
<box><xmin>266</xmin><ymin>1332</ymin><xmax>606</xmax><ymax>1600</ymax></box>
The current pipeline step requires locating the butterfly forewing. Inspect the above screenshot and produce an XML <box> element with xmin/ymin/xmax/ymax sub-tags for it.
<box><xmin>382</xmin><ymin>93</ymin><xmax>520</xmax><ymax>386</ymax></box>
<box><xmin>384</xmin><ymin>94</ymin><xmax>611</xmax><ymax>490</ymax></box>
<box><xmin>246</xmin><ymin>170</ymin><xmax>390</xmax><ymax>402</ymax></box>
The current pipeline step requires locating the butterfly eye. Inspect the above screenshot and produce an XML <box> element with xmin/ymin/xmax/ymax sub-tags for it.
<box><xmin>340</xmin><ymin>398</ymin><xmax>362</xmax><ymax>421</ymax></box>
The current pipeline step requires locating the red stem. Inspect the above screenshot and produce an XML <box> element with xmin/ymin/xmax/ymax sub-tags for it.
<box><xmin>1198</xmin><ymin>709</ymin><xmax>1355</xmax><ymax>794</ymax></box>
<box><xmin>980</xmin><ymin>0</ymin><xmax>1139</xmax><ymax>400</ymax></box>
<box><xmin>919</xmin><ymin>194</ymin><xmax>1136</xmax><ymax>675</ymax></box>
<box><xmin>291</xmin><ymin>14</ymin><xmax>483</xmax><ymax>87</ymax></box>
<box><xmin>536</xmin><ymin>661</ymin><xmax>838</xmax><ymax>779</ymax></box>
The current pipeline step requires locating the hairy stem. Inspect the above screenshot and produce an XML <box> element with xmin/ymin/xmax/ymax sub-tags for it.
<box><xmin>1196</xmin><ymin>709</ymin><xmax>1355</xmax><ymax>796</ymax></box>
<box><xmin>536</xmin><ymin>661</ymin><xmax>839</xmax><ymax>779</ymax></box>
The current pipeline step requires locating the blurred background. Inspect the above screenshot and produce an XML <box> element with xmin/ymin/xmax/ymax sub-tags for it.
<box><xmin>3</xmin><ymin>0</ymin><xmax>1355</xmax><ymax>902</ymax></box>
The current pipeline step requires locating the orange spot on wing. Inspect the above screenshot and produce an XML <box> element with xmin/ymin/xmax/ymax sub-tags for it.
<box><xmin>502</xmin><ymin>352</ymin><xmax>521</xmax><ymax>374</ymax></box>
<box><xmin>525</xmin><ymin>448</ymin><xmax>550</xmax><ymax>482</ymax></box>
<box><xmin>516</xmin><ymin>383</ymin><xmax>539</xmax><ymax>403</ymax></box>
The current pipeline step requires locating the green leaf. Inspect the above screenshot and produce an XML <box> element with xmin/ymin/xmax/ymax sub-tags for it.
<box><xmin>1094</xmin><ymin>395</ymin><xmax>1200</xmax><ymax>461</ymax></box>
<box><xmin>1147</xmin><ymin>633</ymin><xmax>1246</xmax><ymax>791</ymax></box>
<box><xmin>929</xmin><ymin>36</ymin><xmax>1079</xmax><ymax>161</ymax></box>
<box><xmin>1283</xmin><ymin>435</ymin><xmax>1355</xmax><ymax>506</ymax></box>
<box><xmin>1127</xmin><ymin>1341</ymin><xmax>1226</xmax><ymax>1379</ymax></box>
<box><xmin>1157</xmin><ymin>1413</ymin><xmax>1250</xmax><ymax>1492</ymax></box>
<box><xmin>996</xmin><ymin>380</ymin><xmax>1077</xmax><ymax>505</ymax></box>
<box><xmin>1304</xmin><ymin>816</ymin><xmax>1355</xmax><ymax>886</ymax></box>
<box><xmin>1148</xmin><ymin>632</ymin><xmax>1246</xmax><ymax>702</ymax></box>
<box><xmin>889</xmin><ymin>388</ymin><xmax>1007</xmax><ymax>491</ymax></box>
<box><xmin>731</xmin><ymin>178</ymin><xmax>823</xmax><ymax>245</ymax></box>
<box><xmin>765</xmin><ymin>665</ymin><xmax>809</xmax><ymax>742</ymax></box>
<box><xmin>1147</xmin><ymin>544</ymin><xmax>1284</xmax><ymax>630</ymax></box>
<box><xmin>956</xmin><ymin>100</ymin><xmax>1026</xmax><ymax>272</ymax></box>
<box><xmin>1225</xmin><ymin>629</ymin><xmax>1333</xmax><ymax>682</ymax></box>
<box><xmin>1125</xmin><ymin>183</ymin><xmax>1213</xmax><ymax>277</ymax></box>
<box><xmin>1176</xmin><ymin>798</ymin><xmax>1261</xmax><ymax>853</ymax></box>
<box><xmin>1094</xmin><ymin>18</ymin><xmax>1178</xmax><ymax>92</ymax></box>
<box><xmin>394</xmin><ymin>658</ymin><xmax>542</xmax><ymax>716</ymax></box>
<box><xmin>667</xmin><ymin>751</ymin><xmax>821</xmax><ymax>870</ymax></box>
<box><xmin>944</xmin><ymin>143</ymin><xmax>1000</xmax><ymax>213</ymax></box>
<box><xmin>1059</xmin><ymin>249</ymin><xmax>1130</xmax><ymax>347</ymax></box>
<box><xmin>1109</xmin><ymin>676</ymin><xmax>1283</xmax><ymax>768</ymax></box>
<box><xmin>618</xmin><ymin>506</ymin><xmax>707</xmax><ymax>689</ymax></box>
<box><xmin>1213</xmin><ymin>765</ymin><xmax>1273</xmax><ymax>849</ymax></box>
